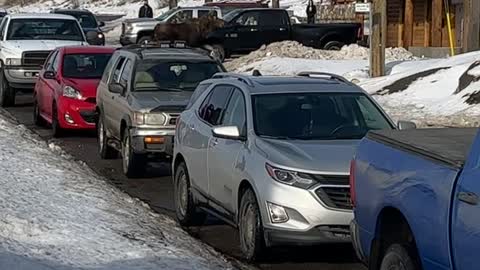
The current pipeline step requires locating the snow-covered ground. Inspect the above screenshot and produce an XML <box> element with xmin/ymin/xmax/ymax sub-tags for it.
<box><xmin>0</xmin><ymin>114</ymin><xmax>240</xmax><ymax>270</ymax></box>
<box><xmin>226</xmin><ymin>41</ymin><xmax>480</xmax><ymax>127</ymax></box>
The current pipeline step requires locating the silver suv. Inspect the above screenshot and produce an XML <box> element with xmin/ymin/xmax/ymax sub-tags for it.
<box><xmin>173</xmin><ymin>72</ymin><xmax>410</xmax><ymax>261</ymax></box>
<box><xmin>96</xmin><ymin>43</ymin><xmax>225</xmax><ymax>177</ymax></box>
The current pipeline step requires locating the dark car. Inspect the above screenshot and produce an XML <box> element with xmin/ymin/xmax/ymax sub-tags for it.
<box><xmin>204</xmin><ymin>8</ymin><xmax>362</xmax><ymax>61</ymax></box>
<box><xmin>0</xmin><ymin>8</ymin><xmax>7</xmax><ymax>20</ymax></box>
<box><xmin>51</xmin><ymin>9</ymin><xmax>106</xmax><ymax>45</ymax></box>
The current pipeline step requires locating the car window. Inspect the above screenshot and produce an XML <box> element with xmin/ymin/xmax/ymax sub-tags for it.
<box><xmin>235</xmin><ymin>11</ymin><xmax>259</xmax><ymax>26</ymax></box>
<box><xmin>199</xmin><ymin>85</ymin><xmax>232</xmax><ymax>126</ymax></box>
<box><xmin>7</xmin><ymin>18</ymin><xmax>84</xmax><ymax>41</ymax></box>
<box><xmin>260</xmin><ymin>11</ymin><xmax>288</xmax><ymax>26</ymax></box>
<box><xmin>69</xmin><ymin>13</ymin><xmax>98</xmax><ymax>28</ymax></box>
<box><xmin>221</xmin><ymin>88</ymin><xmax>246</xmax><ymax>136</ymax></box>
<box><xmin>0</xmin><ymin>17</ymin><xmax>7</xmax><ymax>40</ymax></box>
<box><xmin>169</xmin><ymin>10</ymin><xmax>193</xmax><ymax>23</ymax></box>
<box><xmin>119</xmin><ymin>59</ymin><xmax>133</xmax><ymax>90</ymax></box>
<box><xmin>44</xmin><ymin>50</ymin><xmax>58</xmax><ymax>71</ymax></box>
<box><xmin>356</xmin><ymin>95</ymin><xmax>391</xmax><ymax>129</ymax></box>
<box><xmin>111</xmin><ymin>57</ymin><xmax>126</xmax><ymax>83</ymax></box>
<box><xmin>101</xmin><ymin>54</ymin><xmax>117</xmax><ymax>84</ymax></box>
<box><xmin>52</xmin><ymin>51</ymin><xmax>61</xmax><ymax>72</ymax></box>
<box><xmin>187</xmin><ymin>83</ymin><xmax>212</xmax><ymax>110</ymax></box>
<box><xmin>63</xmin><ymin>53</ymin><xmax>113</xmax><ymax>79</ymax></box>
<box><xmin>198</xmin><ymin>10</ymin><xmax>218</xmax><ymax>18</ymax></box>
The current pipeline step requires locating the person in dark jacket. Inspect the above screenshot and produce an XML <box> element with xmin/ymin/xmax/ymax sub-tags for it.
<box><xmin>306</xmin><ymin>0</ymin><xmax>317</xmax><ymax>24</ymax></box>
<box><xmin>139</xmin><ymin>0</ymin><xmax>153</xmax><ymax>18</ymax></box>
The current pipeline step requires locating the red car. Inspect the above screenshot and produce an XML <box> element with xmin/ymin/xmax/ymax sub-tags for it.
<box><xmin>33</xmin><ymin>46</ymin><xmax>115</xmax><ymax>137</ymax></box>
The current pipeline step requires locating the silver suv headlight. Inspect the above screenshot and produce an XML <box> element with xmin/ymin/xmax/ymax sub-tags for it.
<box><xmin>265</xmin><ymin>163</ymin><xmax>318</xmax><ymax>189</ymax></box>
<box><xmin>133</xmin><ymin>112</ymin><xmax>166</xmax><ymax>125</ymax></box>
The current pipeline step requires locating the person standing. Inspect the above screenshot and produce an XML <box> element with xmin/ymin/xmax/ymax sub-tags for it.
<box><xmin>306</xmin><ymin>0</ymin><xmax>317</xmax><ymax>24</ymax></box>
<box><xmin>139</xmin><ymin>0</ymin><xmax>153</xmax><ymax>18</ymax></box>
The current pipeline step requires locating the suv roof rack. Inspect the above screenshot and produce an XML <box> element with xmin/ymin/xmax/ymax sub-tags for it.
<box><xmin>296</xmin><ymin>72</ymin><xmax>350</xmax><ymax>84</ymax></box>
<box><xmin>118</xmin><ymin>40</ymin><xmax>188</xmax><ymax>50</ymax></box>
<box><xmin>212</xmin><ymin>73</ymin><xmax>254</xmax><ymax>87</ymax></box>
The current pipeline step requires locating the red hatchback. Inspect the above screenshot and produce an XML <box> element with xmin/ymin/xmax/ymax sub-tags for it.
<box><xmin>33</xmin><ymin>46</ymin><xmax>115</xmax><ymax>137</ymax></box>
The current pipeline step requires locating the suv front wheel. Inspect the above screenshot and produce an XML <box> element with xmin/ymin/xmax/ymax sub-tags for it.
<box><xmin>239</xmin><ymin>188</ymin><xmax>265</xmax><ymax>262</ymax></box>
<box><xmin>0</xmin><ymin>68</ymin><xmax>15</xmax><ymax>107</ymax></box>
<box><xmin>174</xmin><ymin>162</ymin><xmax>206</xmax><ymax>226</ymax></box>
<box><xmin>97</xmin><ymin>114</ymin><xmax>117</xmax><ymax>159</ymax></box>
<box><xmin>122</xmin><ymin>130</ymin><xmax>146</xmax><ymax>178</ymax></box>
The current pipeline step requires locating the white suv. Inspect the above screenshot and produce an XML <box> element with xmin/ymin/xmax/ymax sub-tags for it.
<box><xmin>0</xmin><ymin>13</ymin><xmax>88</xmax><ymax>107</ymax></box>
<box><xmin>173</xmin><ymin>72</ymin><xmax>399</xmax><ymax>261</ymax></box>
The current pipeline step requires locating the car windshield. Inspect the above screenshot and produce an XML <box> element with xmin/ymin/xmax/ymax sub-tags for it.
<box><xmin>223</xmin><ymin>9</ymin><xmax>241</xmax><ymax>22</ymax></box>
<box><xmin>65</xmin><ymin>13</ymin><xmax>98</xmax><ymax>28</ymax></box>
<box><xmin>134</xmin><ymin>60</ymin><xmax>223</xmax><ymax>92</ymax></box>
<box><xmin>252</xmin><ymin>93</ymin><xmax>393</xmax><ymax>140</ymax></box>
<box><xmin>7</xmin><ymin>18</ymin><xmax>84</xmax><ymax>41</ymax></box>
<box><xmin>156</xmin><ymin>8</ymin><xmax>178</xmax><ymax>21</ymax></box>
<box><xmin>62</xmin><ymin>53</ymin><xmax>113</xmax><ymax>79</ymax></box>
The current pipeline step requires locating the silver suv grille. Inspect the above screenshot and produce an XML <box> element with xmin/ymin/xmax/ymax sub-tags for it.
<box><xmin>315</xmin><ymin>186</ymin><xmax>352</xmax><ymax>210</ymax></box>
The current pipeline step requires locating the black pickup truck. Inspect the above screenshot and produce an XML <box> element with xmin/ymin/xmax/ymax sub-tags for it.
<box><xmin>205</xmin><ymin>8</ymin><xmax>362</xmax><ymax>60</ymax></box>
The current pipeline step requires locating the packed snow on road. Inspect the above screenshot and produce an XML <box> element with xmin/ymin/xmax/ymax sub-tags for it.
<box><xmin>0</xmin><ymin>115</ymin><xmax>238</xmax><ymax>270</ymax></box>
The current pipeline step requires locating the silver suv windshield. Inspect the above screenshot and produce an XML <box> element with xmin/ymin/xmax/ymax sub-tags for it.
<box><xmin>156</xmin><ymin>8</ymin><xmax>178</xmax><ymax>21</ymax></box>
<box><xmin>7</xmin><ymin>18</ymin><xmax>84</xmax><ymax>41</ymax></box>
<box><xmin>252</xmin><ymin>93</ymin><xmax>393</xmax><ymax>140</ymax></box>
<box><xmin>134</xmin><ymin>60</ymin><xmax>223</xmax><ymax>92</ymax></box>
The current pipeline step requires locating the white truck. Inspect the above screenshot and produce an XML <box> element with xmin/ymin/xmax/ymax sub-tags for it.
<box><xmin>0</xmin><ymin>13</ymin><xmax>90</xmax><ymax>107</ymax></box>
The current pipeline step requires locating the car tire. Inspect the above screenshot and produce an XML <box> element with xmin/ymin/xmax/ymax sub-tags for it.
<box><xmin>138</xmin><ymin>36</ymin><xmax>152</xmax><ymax>45</ymax></box>
<box><xmin>33</xmin><ymin>96</ymin><xmax>46</xmax><ymax>127</ymax></box>
<box><xmin>323</xmin><ymin>41</ymin><xmax>344</xmax><ymax>51</ymax></box>
<box><xmin>174</xmin><ymin>162</ymin><xmax>206</xmax><ymax>226</ymax></box>
<box><xmin>239</xmin><ymin>188</ymin><xmax>265</xmax><ymax>262</ymax></box>
<box><xmin>380</xmin><ymin>244</ymin><xmax>419</xmax><ymax>270</ymax></box>
<box><xmin>210</xmin><ymin>44</ymin><xmax>226</xmax><ymax>62</ymax></box>
<box><xmin>121</xmin><ymin>130</ymin><xmax>146</xmax><ymax>178</ymax></box>
<box><xmin>51</xmin><ymin>103</ymin><xmax>64</xmax><ymax>138</ymax></box>
<box><xmin>0</xmin><ymin>69</ymin><xmax>15</xmax><ymax>107</ymax></box>
<box><xmin>97</xmin><ymin>114</ymin><xmax>117</xmax><ymax>159</ymax></box>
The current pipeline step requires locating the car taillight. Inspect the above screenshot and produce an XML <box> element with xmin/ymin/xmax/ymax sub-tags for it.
<box><xmin>349</xmin><ymin>159</ymin><xmax>356</xmax><ymax>208</ymax></box>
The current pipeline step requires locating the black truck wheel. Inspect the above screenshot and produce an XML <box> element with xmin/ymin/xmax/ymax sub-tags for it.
<box><xmin>323</xmin><ymin>41</ymin><xmax>344</xmax><ymax>51</ymax></box>
<box><xmin>380</xmin><ymin>244</ymin><xmax>420</xmax><ymax>270</ymax></box>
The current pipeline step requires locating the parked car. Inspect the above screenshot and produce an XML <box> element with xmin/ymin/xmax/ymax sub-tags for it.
<box><xmin>51</xmin><ymin>9</ymin><xmax>106</xmax><ymax>46</ymax></box>
<box><xmin>120</xmin><ymin>7</ymin><xmax>223</xmax><ymax>45</ymax></box>
<box><xmin>0</xmin><ymin>13</ymin><xmax>90</xmax><ymax>107</ymax></box>
<box><xmin>203</xmin><ymin>0</ymin><xmax>268</xmax><ymax>14</ymax></box>
<box><xmin>33</xmin><ymin>46</ymin><xmax>115</xmax><ymax>137</ymax></box>
<box><xmin>350</xmin><ymin>127</ymin><xmax>480</xmax><ymax>270</ymax></box>
<box><xmin>172</xmin><ymin>72</ymin><xmax>401</xmax><ymax>261</ymax></box>
<box><xmin>203</xmin><ymin>8</ymin><xmax>362</xmax><ymax>61</ymax></box>
<box><xmin>96</xmin><ymin>43</ymin><xmax>226</xmax><ymax>177</ymax></box>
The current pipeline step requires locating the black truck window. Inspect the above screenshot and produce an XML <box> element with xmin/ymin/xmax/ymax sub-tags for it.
<box><xmin>260</xmin><ymin>10</ymin><xmax>288</xmax><ymax>26</ymax></box>
<box><xmin>235</xmin><ymin>11</ymin><xmax>260</xmax><ymax>26</ymax></box>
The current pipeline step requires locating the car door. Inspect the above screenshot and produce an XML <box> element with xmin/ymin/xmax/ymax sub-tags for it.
<box><xmin>36</xmin><ymin>50</ymin><xmax>58</xmax><ymax>118</ymax></box>
<box><xmin>103</xmin><ymin>56</ymin><xmax>126</xmax><ymax>137</ymax></box>
<box><xmin>226</xmin><ymin>11</ymin><xmax>262</xmax><ymax>51</ymax></box>
<box><xmin>258</xmin><ymin>10</ymin><xmax>290</xmax><ymax>45</ymax></box>
<box><xmin>451</xmin><ymin>164</ymin><xmax>480</xmax><ymax>270</ymax></box>
<box><xmin>207</xmin><ymin>87</ymin><xmax>247</xmax><ymax>214</ymax></box>
<box><xmin>112</xmin><ymin>57</ymin><xmax>134</xmax><ymax>138</ymax></box>
<box><xmin>44</xmin><ymin>50</ymin><xmax>62</xmax><ymax>121</ymax></box>
<box><xmin>188</xmin><ymin>85</ymin><xmax>233</xmax><ymax>201</ymax></box>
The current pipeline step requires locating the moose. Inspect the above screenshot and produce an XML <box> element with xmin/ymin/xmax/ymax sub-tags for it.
<box><xmin>152</xmin><ymin>15</ymin><xmax>226</xmax><ymax>60</ymax></box>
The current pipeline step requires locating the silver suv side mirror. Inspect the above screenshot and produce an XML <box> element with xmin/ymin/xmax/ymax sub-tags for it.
<box><xmin>398</xmin><ymin>120</ymin><xmax>417</xmax><ymax>130</ymax></box>
<box><xmin>212</xmin><ymin>126</ymin><xmax>245</xmax><ymax>141</ymax></box>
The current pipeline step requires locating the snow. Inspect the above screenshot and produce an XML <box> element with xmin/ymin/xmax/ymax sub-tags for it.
<box><xmin>0</xmin><ymin>115</ymin><xmax>238</xmax><ymax>269</ymax></box>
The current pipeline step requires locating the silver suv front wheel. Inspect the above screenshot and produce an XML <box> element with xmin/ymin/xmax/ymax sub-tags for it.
<box><xmin>174</xmin><ymin>162</ymin><xmax>206</xmax><ymax>226</ymax></box>
<box><xmin>239</xmin><ymin>188</ymin><xmax>265</xmax><ymax>262</ymax></box>
<box><xmin>121</xmin><ymin>130</ymin><xmax>146</xmax><ymax>178</ymax></box>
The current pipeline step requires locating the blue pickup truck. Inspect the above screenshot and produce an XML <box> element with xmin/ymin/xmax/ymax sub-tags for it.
<box><xmin>350</xmin><ymin>128</ymin><xmax>480</xmax><ymax>270</ymax></box>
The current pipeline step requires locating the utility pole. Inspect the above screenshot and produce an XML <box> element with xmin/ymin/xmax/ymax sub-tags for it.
<box><xmin>272</xmin><ymin>0</ymin><xmax>280</xmax><ymax>8</ymax></box>
<box><xmin>463</xmin><ymin>0</ymin><xmax>480</xmax><ymax>52</ymax></box>
<box><xmin>370</xmin><ymin>0</ymin><xmax>386</xmax><ymax>77</ymax></box>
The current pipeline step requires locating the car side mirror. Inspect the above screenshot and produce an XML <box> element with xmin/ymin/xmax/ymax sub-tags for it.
<box><xmin>398</xmin><ymin>120</ymin><xmax>417</xmax><ymax>130</ymax></box>
<box><xmin>212</xmin><ymin>126</ymin><xmax>245</xmax><ymax>141</ymax></box>
<box><xmin>108</xmin><ymin>83</ymin><xmax>125</xmax><ymax>94</ymax></box>
<box><xmin>43</xmin><ymin>71</ymin><xmax>56</xmax><ymax>80</ymax></box>
<box><xmin>99</xmin><ymin>21</ymin><xmax>105</xmax><ymax>27</ymax></box>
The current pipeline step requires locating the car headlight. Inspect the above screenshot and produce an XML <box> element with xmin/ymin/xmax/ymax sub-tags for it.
<box><xmin>5</xmin><ymin>58</ymin><xmax>22</xmax><ymax>66</ymax></box>
<box><xmin>97</xmin><ymin>33</ymin><xmax>104</xmax><ymax>39</ymax></box>
<box><xmin>62</xmin><ymin>86</ymin><xmax>83</xmax><ymax>100</ymax></box>
<box><xmin>133</xmin><ymin>112</ymin><xmax>166</xmax><ymax>125</ymax></box>
<box><xmin>265</xmin><ymin>163</ymin><xmax>317</xmax><ymax>189</ymax></box>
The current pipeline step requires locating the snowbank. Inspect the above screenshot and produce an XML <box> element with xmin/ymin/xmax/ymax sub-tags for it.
<box><xmin>0</xmin><ymin>114</ymin><xmax>238</xmax><ymax>269</ymax></box>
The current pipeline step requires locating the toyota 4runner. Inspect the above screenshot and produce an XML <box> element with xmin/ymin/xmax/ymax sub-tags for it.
<box><xmin>96</xmin><ymin>42</ymin><xmax>226</xmax><ymax>177</ymax></box>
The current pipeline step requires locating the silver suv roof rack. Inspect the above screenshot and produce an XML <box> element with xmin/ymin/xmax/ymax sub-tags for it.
<box><xmin>212</xmin><ymin>73</ymin><xmax>254</xmax><ymax>87</ymax></box>
<box><xmin>296</xmin><ymin>72</ymin><xmax>350</xmax><ymax>84</ymax></box>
